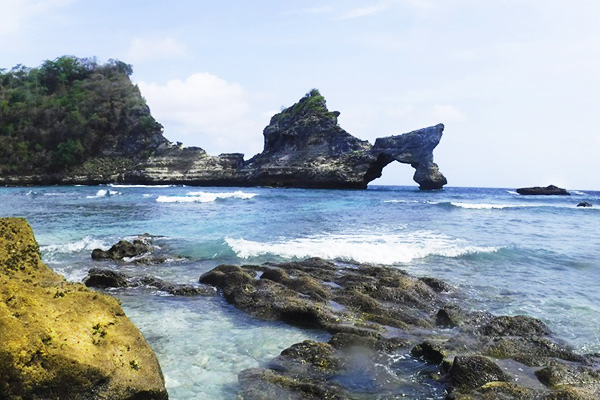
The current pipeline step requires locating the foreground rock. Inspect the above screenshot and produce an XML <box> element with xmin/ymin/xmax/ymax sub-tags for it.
<box><xmin>1</xmin><ymin>89</ymin><xmax>447</xmax><ymax>190</ymax></box>
<box><xmin>200</xmin><ymin>258</ymin><xmax>600</xmax><ymax>399</ymax></box>
<box><xmin>516</xmin><ymin>185</ymin><xmax>570</xmax><ymax>195</ymax></box>
<box><xmin>0</xmin><ymin>218</ymin><xmax>168</xmax><ymax>399</ymax></box>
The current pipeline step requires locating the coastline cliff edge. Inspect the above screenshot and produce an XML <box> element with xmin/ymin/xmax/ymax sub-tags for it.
<box><xmin>0</xmin><ymin>58</ymin><xmax>447</xmax><ymax>190</ymax></box>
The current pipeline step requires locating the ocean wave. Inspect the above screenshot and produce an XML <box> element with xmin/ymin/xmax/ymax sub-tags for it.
<box><xmin>225</xmin><ymin>232</ymin><xmax>499</xmax><ymax>265</ymax></box>
<box><xmin>383</xmin><ymin>199</ymin><xmax>419</xmax><ymax>204</ymax></box>
<box><xmin>450</xmin><ymin>202</ymin><xmax>514</xmax><ymax>209</ymax></box>
<box><xmin>157</xmin><ymin>191</ymin><xmax>257</xmax><ymax>203</ymax></box>
<box><xmin>109</xmin><ymin>184</ymin><xmax>175</xmax><ymax>188</ymax></box>
<box><xmin>86</xmin><ymin>189</ymin><xmax>121</xmax><ymax>198</ymax></box>
<box><xmin>40</xmin><ymin>236</ymin><xmax>108</xmax><ymax>256</ymax></box>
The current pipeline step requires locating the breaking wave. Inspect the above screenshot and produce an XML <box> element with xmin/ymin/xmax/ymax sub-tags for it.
<box><xmin>225</xmin><ymin>231</ymin><xmax>499</xmax><ymax>265</ymax></box>
<box><xmin>86</xmin><ymin>189</ymin><xmax>121</xmax><ymax>198</ymax></box>
<box><xmin>40</xmin><ymin>236</ymin><xmax>108</xmax><ymax>256</ymax></box>
<box><xmin>156</xmin><ymin>191</ymin><xmax>257</xmax><ymax>203</ymax></box>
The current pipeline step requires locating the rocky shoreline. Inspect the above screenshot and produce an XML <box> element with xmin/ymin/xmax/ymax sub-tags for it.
<box><xmin>195</xmin><ymin>259</ymin><xmax>600</xmax><ymax>399</ymax></box>
<box><xmin>82</xmin><ymin>237</ymin><xmax>600</xmax><ymax>399</ymax></box>
<box><xmin>1</xmin><ymin>90</ymin><xmax>447</xmax><ymax>190</ymax></box>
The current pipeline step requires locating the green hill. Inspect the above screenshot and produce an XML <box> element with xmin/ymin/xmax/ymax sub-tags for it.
<box><xmin>0</xmin><ymin>56</ymin><xmax>166</xmax><ymax>176</ymax></box>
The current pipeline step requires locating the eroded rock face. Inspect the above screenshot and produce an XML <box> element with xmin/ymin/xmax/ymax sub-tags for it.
<box><xmin>238</xmin><ymin>90</ymin><xmax>447</xmax><ymax>189</ymax></box>
<box><xmin>50</xmin><ymin>89</ymin><xmax>446</xmax><ymax>190</ymax></box>
<box><xmin>0</xmin><ymin>218</ymin><xmax>168</xmax><ymax>399</ymax></box>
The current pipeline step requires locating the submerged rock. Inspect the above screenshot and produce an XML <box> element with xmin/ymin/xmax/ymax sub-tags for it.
<box><xmin>0</xmin><ymin>218</ymin><xmax>168</xmax><ymax>399</ymax></box>
<box><xmin>199</xmin><ymin>257</ymin><xmax>600</xmax><ymax>399</ymax></box>
<box><xmin>449</xmin><ymin>355</ymin><xmax>510</xmax><ymax>390</ymax></box>
<box><xmin>84</xmin><ymin>268</ymin><xmax>215</xmax><ymax>296</ymax></box>
<box><xmin>516</xmin><ymin>185</ymin><xmax>570</xmax><ymax>195</ymax></box>
<box><xmin>577</xmin><ymin>202</ymin><xmax>592</xmax><ymax>207</ymax></box>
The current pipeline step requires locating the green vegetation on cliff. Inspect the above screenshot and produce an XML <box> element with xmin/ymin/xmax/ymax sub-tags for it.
<box><xmin>0</xmin><ymin>56</ymin><xmax>165</xmax><ymax>175</ymax></box>
<box><xmin>272</xmin><ymin>89</ymin><xmax>339</xmax><ymax>124</ymax></box>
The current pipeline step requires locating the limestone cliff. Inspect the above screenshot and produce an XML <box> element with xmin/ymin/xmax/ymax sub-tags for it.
<box><xmin>0</xmin><ymin>84</ymin><xmax>447</xmax><ymax>189</ymax></box>
<box><xmin>0</xmin><ymin>218</ymin><xmax>168</xmax><ymax>399</ymax></box>
<box><xmin>124</xmin><ymin>89</ymin><xmax>448</xmax><ymax>189</ymax></box>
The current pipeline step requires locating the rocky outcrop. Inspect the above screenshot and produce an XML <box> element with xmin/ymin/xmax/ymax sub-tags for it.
<box><xmin>92</xmin><ymin>238</ymin><xmax>151</xmax><ymax>260</ymax></box>
<box><xmin>199</xmin><ymin>258</ymin><xmax>600</xmax><ymax>399</ymax></box>
<box><xmin>1</xmin><ymin>89</ymin><xmax>447</xmax><ymax>190</ymax></box>
<box><xmin>0</xmin><ymin>218</ymin><xmax>168</xmax><ymax>399</ymax></box>
<box><xmin>126</xmin><ymin>89</ymin><xmax>447</xmax><ymax>189</ymax></box>
<box><xmin>516</xmin><ymin>185</ymin><xmax>570</xmax><ymax>195</ymax></box>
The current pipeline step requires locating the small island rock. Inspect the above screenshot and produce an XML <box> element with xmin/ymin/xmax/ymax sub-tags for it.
<box><xmin>516</xmin><ymin>185</ymin><xmax>570</xmax><ymax>195</ymax></box>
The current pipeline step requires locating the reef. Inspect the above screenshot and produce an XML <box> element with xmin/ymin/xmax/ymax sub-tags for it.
<box><xmin>0</xmin><ymin>218</ymin><xmax>168</xmax><ymax>399</ymax></box>
<box><xmin>200</xmin><ymin>258</ymin><xmax>600</xmax><ymax>399</ymax></box>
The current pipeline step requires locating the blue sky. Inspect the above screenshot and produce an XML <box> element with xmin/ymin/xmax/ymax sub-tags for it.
<box><xmin>2</xmin><ymin>0</ymin><xmax>600</xmax><ymax>189</ymax></box>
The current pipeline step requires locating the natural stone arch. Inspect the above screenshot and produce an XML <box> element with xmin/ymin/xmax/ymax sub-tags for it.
<box><xmin>363</xmin><ymin>124</ymin><xmax>447</xmax><ymax>189</ymax></box>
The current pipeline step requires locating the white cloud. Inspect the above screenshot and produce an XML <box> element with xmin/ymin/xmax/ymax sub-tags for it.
<box><xmin>0</xmin><ymin>0</ymin><xmax>73</xmax><ymax>35</ymax></box>
<box><xmin>127</xmin><ymin>37</ymin><xmax>187</xmax><ymax>63</ymax></box>
<box><xmin>138</xmin><ymin>73</ymin><xmax>262</xmax><ymax>155</ymax></box>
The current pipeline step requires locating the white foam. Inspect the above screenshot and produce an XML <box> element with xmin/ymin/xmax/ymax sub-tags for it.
<box><xmin>86</xmin><ymin>189</ymin><xmax>121</xmax><ymax>198</ymax></box>
<box><xmin>41</xmin><ymin>236</ymin><xmax>108</xmax><ymax>255</ymax></box>
<box><xmin>157</xmin><ymin>191</ymin><xmax>257</xmax><ymax>203</ymax></box>
<box><xmin>383</xmin><ymin>199</ymin><xmax>419</xmax><ymax>204</ymax></box>
<box><xmin>226</xmin><ymin>231</ymin><xmax>499</xmax><ymax>265</ymax></box>
<box><xmin>451</xmin><ymin>202</ymin><xmax>511</xmax><ymax>209</ymax></box>
<box><xmin>506</xmin><ymin>190</ymin><xmax>519</xmax><ymax>195</ymax></box>
<box><xmin>109</xmin><ymin>184</ymin><xmax>175</xmax><ymax>188</ymax></box>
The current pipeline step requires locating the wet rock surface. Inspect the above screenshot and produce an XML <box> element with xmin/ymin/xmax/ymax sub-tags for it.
<box><xmin>84</xmin><ymin>268</ymin><xmax>215</xmax><ymax>296</ymax></box>
<box><xmin>0</xmin><ymin>218</ymin><xmax>168</xmax><ymax>399</ymax></box>
<box><xmin>200</xmin><ymin>258</ymin><xmax>600</xmax><ymax>399</ymax></box>
<box><xmin>91</xmin><ymin>235</ymin><xmax>153</xmax><ymax>261</ymax></box>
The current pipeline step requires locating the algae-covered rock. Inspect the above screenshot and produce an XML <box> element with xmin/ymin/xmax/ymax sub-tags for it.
<box><xmin>0</xmin><ymin>217</ymin><xmax>168</xmax><ymax>399</ymax></box>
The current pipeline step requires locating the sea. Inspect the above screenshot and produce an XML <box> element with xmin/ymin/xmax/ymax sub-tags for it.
<box><xmin>1</xmin><ymin>184</ymin><xmax>599</xmax><ymax>399</ymax></box>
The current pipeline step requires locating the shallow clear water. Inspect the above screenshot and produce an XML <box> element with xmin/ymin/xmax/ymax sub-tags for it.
<box><xmin>1</xmin><ymin>184</ymin><xmax>599</xmax><ymax>398</ymax></box>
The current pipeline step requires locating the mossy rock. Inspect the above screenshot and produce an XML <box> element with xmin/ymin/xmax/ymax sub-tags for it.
<box><xmin>0</xmin><ymin>218</ymin><xmax>168</xmax><ymax>399</ymax></box>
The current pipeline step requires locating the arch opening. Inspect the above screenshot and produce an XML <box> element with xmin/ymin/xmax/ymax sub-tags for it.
<box><xmin>366</xmin><ymin>160</ymin><xmax>417</xmax><ymax>187</ymax></box>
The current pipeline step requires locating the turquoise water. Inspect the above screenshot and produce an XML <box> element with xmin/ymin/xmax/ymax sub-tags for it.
<box><xmin>1</xmin><ymin>185</ymin><xmax>599</xmax><ymax>398</ymax></box>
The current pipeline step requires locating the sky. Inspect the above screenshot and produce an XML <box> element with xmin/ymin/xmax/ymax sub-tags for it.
<box><xmin>2</xmin><ymin>0</ymin><xmax>600</xmax><ymax>189</ymax></box>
